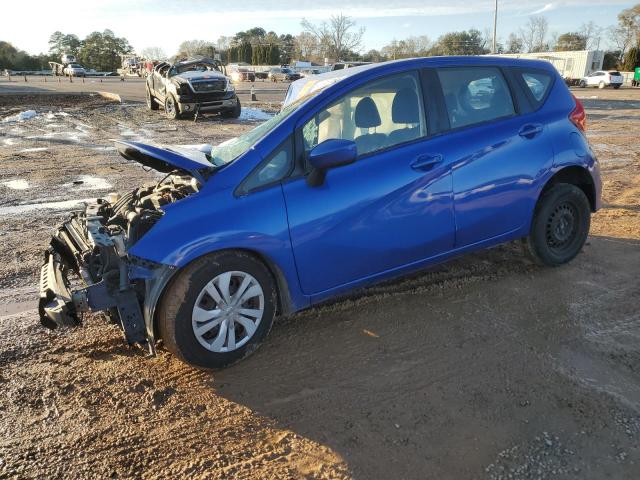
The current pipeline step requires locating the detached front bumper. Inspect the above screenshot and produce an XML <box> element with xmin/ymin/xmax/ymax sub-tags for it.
<box><xmin>38</xmin><ymin>213</ymin><xmax>148</xmax><ymax>347</ymax></box>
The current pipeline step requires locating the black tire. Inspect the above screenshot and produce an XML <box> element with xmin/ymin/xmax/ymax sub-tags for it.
<box><xmin>146</xmin><ymin>87</ymin><xmax>159</xmax><ymax>110</ymax></box>
<box><xmin>613</xmin><ymin>84</ymin><xmax>621</xmax><ymax>89</ymax></box>
<box><xmin>222</xmin><ymin>98</ymin><xmax>241</xmax><ymax>119</ymax></box>
<box><xmin>157</xmin><ymin>251</ymin><xmax>277</xmax><ymax>370</ymax></box>
<box><xmin>165</xmin><ymin>94</ymin><xmax>180</xmax><ymax>120</ymax></box>
<box><xmin>579</xmin><ymin>80</ymin><xmax>586</xmax><ymax>88</ymax></box>
<box><xmin>526</xmin><ymin>183</ymin><xmax>591</xmax><ymax>266</ymax></box>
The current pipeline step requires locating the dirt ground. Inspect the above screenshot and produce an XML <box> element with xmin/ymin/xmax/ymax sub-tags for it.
<box><xmin>0</xmin><ymin>88</ymin><xmax>639</xmax><ymax>479</ymax></box>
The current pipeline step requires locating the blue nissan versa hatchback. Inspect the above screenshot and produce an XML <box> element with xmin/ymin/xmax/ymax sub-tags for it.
<box><xmin>40</xmin><ymin>57</ymin><xmax>601</xmax><ymax>369</ymax></box>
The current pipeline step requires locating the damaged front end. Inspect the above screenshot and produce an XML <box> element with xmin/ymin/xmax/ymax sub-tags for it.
<box><xmin>39</xmin><ymin>141</ymin><xmax>208</xmax><ymax>351</ymax></box>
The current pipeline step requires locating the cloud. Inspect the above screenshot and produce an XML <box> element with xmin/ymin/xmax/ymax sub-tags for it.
<box><xmin>529</xmin><ymin>3</ymin><xmax>556</xmax><ymax>15</ymax></box>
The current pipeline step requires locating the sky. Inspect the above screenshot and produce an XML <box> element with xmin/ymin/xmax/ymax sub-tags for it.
<box><xmin>3</xmin><ymin>0</ymin><xmax>635</xmax><ymax>56</ymax></box>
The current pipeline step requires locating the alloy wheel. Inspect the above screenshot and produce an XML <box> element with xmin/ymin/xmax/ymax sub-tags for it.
<box><xmin>166</xmin><ymin>97</ymin><xmax>176</xmax><ymax>117</ymax></box>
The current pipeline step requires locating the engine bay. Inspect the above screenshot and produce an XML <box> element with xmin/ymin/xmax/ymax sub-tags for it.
<box><xmin>107</xmin><ymin>174</ymin><xmax>198</xmax><ymax>246</ymax></box>
<box><xmin>39</xmin><ymin>173</ymin><xmax>199</xmax><ymax>343</ymax></box>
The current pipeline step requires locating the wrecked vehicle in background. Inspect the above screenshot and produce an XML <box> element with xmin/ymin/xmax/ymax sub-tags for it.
<box><xmin>145</xmin><ymin>58</ymin><xmax>241</xmax><ymax>120</ymax></box>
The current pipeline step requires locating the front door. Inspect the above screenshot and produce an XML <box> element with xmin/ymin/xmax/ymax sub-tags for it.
<box><xmin>282</xmin><ymin>71</ymin><xmax>455</xmax><ymax>296</ymax></box>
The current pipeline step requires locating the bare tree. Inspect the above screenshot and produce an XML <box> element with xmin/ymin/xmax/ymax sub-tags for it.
<box><xmin>519</xmin><ymin>16</ymin><xmax>549</xmax><ymax>52</ymax></box>
<box><xmin>381</xmin><ymin>35</ymin><xmax>431</xmax><ymax>59</ymax></box>
<box><xmin>294</xmin><ymin>32</ymin><xmax>319</xmax><ymax>60</ymax></box>
<box><xmin>381</xmin><ymin>39</ymin><xmax>402</xmax><ymax>60</ymax></box>
<box><xmin>607</xmin><ymin>25</ymin><xmax>631</xmax><ymax>60</ymax></box>
<box><xmin>609</xmin><ymin>4</ymin><xmax>640</xmax><ymax>59</ymax></box>
<box><xmin>216</xmin><ymin>36</ymin><xmax>232</xmax><ymax>51</ymax></box>
<box><xmin>176</xmin><ymin>40</ymin><xmax>216</xmax><ymax>59</ymax></box>
<box><xmin>301</xmin><ymin>14</ymin><xmax>365</xmax><ymax>61</ymax></box>
<box><xmin>481</xmin><ymin>28</ymin><xmax>493</xmax><ymax>52</ymax></box>
<box><xmin>506</xmin><ymin>33</ymin><xmax>524</xmax><ymax>53</ymax></box>
<box><xmin>549</xmin><ymin>31</ymin><xmax>559</xmax><ymax>50</ymax></box>
<box><xmin>140</xmin><ymin>47</ymin><xmax>167</xmax><ymax>61</ymax></box>
<box><xmin>579</xmin><ymin>21</ymin><xmax>603</xmax><ymax>49</ymax></box>
<box><xmin>413</xmin><ymin>35</ymin><xmax>432</xmax><ymax>54</ymax></box>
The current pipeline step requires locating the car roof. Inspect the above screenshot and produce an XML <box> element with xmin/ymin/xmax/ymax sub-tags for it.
<box><xmin>285</xmin><ymin>56</ymin><xmax>554</xmax><ymax>107</ymax></box>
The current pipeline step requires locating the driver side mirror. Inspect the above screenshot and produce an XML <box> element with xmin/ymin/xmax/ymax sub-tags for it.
<box><xmin>307</xmin><ymin>139</ymin><xmax>357</xmax><ymax>187</ymax></box>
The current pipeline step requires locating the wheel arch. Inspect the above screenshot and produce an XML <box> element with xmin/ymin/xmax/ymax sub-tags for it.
<box><xmin>538</xmin><ymin>166</ymin><xmax>597</xmax><ymax>212</ymax></box>
<box><xmin>149</xmin><ymin>247</ymin><xmax>294</xmax><ymax>340</ymax></box>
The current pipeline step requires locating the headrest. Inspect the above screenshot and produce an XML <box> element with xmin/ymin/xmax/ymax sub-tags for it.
<box><xmin>458</xmin><ymin>84</ymin><xmax>473</xmax><ymax>112</ymax></box>
<box><xmin>392</xmin><ymin>87</ymin><xmax>420</xmax><ymax>123</ymax></box>
<box><xmin>354</xmin><ymin>97</ymin><xmax>381</xmax><ymax>128</ymax></box>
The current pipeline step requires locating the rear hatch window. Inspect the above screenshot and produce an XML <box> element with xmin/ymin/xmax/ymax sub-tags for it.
<box><xmin>609</xmin><ymin>71</ymin><xmax>622</xmax><ymax>76</ymax></box>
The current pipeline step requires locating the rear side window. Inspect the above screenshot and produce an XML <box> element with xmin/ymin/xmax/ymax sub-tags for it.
<box><xmin>521</xmin><ymin>71</ymin><xmax>553</xmax><ymax>105</ymax></box>
<box><xmin>438</xmin><ymin>67</ymin><xmax>515</xmax><ymax>129</ymax></box>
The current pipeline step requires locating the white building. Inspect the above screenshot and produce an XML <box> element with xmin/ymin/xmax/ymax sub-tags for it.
<box><xmin>490</xmin><ymin>50</ymin><xmax>604</xmax><ymax>82</ymax></box>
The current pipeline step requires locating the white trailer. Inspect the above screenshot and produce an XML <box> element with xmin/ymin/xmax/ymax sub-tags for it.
<box><xmin>490</xmin><ymin>50</ymin><xmax>604</xmax><ymax>85</ymax></box>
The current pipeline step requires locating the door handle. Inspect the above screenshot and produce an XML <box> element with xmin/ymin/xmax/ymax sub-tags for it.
<box><xmin>519</xmin><ymin>124</ymin><xmax>543</xmax><ymax>139</ymax></box>
<box><xmin>410</xmin><ymin>153</ymin><xmax>443</xmax><ymax>171</ymax></box>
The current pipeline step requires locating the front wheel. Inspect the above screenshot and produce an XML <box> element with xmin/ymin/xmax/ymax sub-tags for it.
<box><xmin>526</xmin><ymin>183</ymin><xmax>591</xmax><ymax>266</ymax></box>
<box><xmin>222</xmin><ymin>99</ymin><xmax>241</xmax><ymax>119</ymax></box>
<box><xmin>579</xmin><ymin>80</ymin><xmax>586</xmax><ymax>88</ymax></box>
<box><xmin>165</xmin><ymin>94</ymin><xmax>180</xmax><ymax>120</ymax></box>
<box><xmin>157</xmin><ymin>251</ymin><xmax>277</xmax><ymax>369</ymax></box>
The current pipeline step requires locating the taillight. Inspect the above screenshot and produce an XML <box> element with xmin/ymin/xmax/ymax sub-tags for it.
<box><xmin>570</xmin><ymin>94</ymin><xmax>586</xmax><ymax>132</ymax></box>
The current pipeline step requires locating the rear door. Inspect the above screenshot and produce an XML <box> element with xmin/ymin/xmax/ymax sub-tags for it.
<box><xmin>434</xmin><ymin>65</ymin><xmax>554</xmax><ymax>247</ymax></box>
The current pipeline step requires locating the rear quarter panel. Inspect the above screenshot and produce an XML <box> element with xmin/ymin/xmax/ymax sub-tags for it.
<box><xmin>542</xmin><ymin>73</ymin><xmax>602</xmax><ymax>210</ymax></box>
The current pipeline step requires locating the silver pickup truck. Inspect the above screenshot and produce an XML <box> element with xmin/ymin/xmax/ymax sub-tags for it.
<box><xmin>145</xmin><ymin>58</ymin><xmax>241</xmax><ymax>120</ymax></box>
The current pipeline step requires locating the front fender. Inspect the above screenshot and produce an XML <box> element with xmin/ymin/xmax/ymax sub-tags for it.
<box><xmin>128</xmin><ymin>183</ymin><xmax>309</xmax><ymax>316</ymax></box>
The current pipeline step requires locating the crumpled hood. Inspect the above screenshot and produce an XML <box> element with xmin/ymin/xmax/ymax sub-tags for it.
<box><xmin>115</xmin><ymin>140</ymin><xmax>214</xmax><ymax>183</ymax></box>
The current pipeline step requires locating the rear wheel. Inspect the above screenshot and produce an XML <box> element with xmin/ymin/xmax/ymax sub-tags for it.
<box><xmin>526</xmin><ymin>183</ymin><xmax>591</xmax><ymax>266</ymax></box>
<box><xmin>613</xmin><ymin>84</ymin><xmax>621</xmax><ymax>89</ymax></box>
<box><xmin>146</xmin><ymin>87</ymin><xmax>158</xmax><ymax>110</ymax></box>
<box><xmin>157</xmin><ymin>251</ymin><xmax>277</xmax><ymax>369</ymax></box>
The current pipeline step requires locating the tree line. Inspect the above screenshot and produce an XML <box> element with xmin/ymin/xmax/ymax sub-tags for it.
<box><xmin>0</xmin><ymin>30</ymin><xmax>132</xmax><ymax>71</ymax></box>
<box><xmin>2</xmin><ymin>4</ymin><xmax>640</xmax><ymax>72</ymax></box>
<box><xmin>145</xmin><ymin>5</ymin><xmax>640</xmax><ymax>71</ymax></box>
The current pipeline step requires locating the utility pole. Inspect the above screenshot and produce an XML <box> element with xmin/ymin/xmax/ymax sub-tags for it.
<box><xmin>492</xmin><ymin>0</ymin><xmax>498</xmax><ymax>54</ymax></box>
